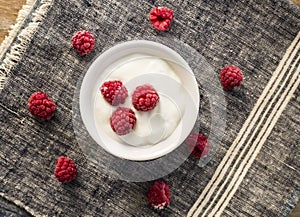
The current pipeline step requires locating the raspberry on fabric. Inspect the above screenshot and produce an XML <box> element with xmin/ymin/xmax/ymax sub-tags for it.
<box><xmin>110</xmin><ymin>107</ymin><xmax>137</xmax><ymax>136</ymax></box>
<box><xmin>185</xmin><ymin>132</ymin><xmax>209</xmax><ymax>158</ymax></box>
<box><xmin>132</xmin><ymin>84</ymin><xmax>159</xmax><ymax>111</ymax></box>
<box><xmin>147</xmin><ymin>181</ymin><xmax>171</xmax><ymax>209</ymax></box>
<box><xmin>54</xmin><ymin>156</ymin><xmax>77</xmax><ymax>183</ymax></box>
<box><xmin>220</xmin><ymin>65</ymin><xmax>243</xmax><ymax>90</ymax></box>
<box><xmin>149</xmin><ymin>7</ymin><xmax>174</xmax><ymax>31</ymax></box>
<box><xmin>28</xmin><ymin>92</ymin><xmax>56</xmax><ymax>120</ymax></box>
<box><xmin>101</xmin><ymin>80</ymin><xmax>128</xmax><ymax>106</ymax></box>
<box><xmin>71</xmin><ymin>30</ymin><xmax>95</xmax><ymax>55</ymax></box>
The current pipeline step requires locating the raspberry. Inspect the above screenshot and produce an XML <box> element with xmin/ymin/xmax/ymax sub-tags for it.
<box><xmin>101</xmin><ymin>80</ymin><xmax>128</xmax><ymax>106</ymax></box>
<box><xmin>71</xmin><ymin>30</ymin><xmax>95</xmax><ymax>55</ymax></box>
<box><xmin>220</xmin><ymin>65</ymin><xmax>243</xmax><ymax>90</ymax></box>
<box><xmin>147</xmin><ymin>181</ymin><xmax>171</xmax><ymax>209</ymax></box>
<box><xmin>149</xmin><ymin>7</ymin><xmax>174</xmax><ymax>31</ymax></box>
<box><xmin>132</xmin><ymin>84</ymin><xmax>159</xmax><ymax>111</ymax></box>
<box><xmin>54</xmin><ymin>156</ymin><xmax>77</xmax><ymax>183</ymax></box>
<box><xmin>110</xmin><ymin>107</ymin><xmax>136</xmax><ymax>135</ymax></box>
<box><xmin>28</xmin><ymin>92</ymin><xmax>56</xmax><ymax>120</ymax></box>
<box><xmin>185</xmin><ymin>132</ymin><xmax>209</xmax><ymax>158</ymax></box>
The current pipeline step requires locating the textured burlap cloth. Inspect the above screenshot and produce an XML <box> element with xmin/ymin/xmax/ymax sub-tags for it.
<box><xmin>0</xmin><ymin>0</ymin><xmax>299</xmax><ymax>216</ymax></box>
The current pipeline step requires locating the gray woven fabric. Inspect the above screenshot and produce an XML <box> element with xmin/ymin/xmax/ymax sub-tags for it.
<box><xmin>0</xmin><ymin>0</ymin><xmax>299</xmax><ymax>216</ymax></box>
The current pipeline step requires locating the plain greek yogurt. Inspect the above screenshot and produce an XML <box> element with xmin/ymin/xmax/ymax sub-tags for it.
<box><xmin>94</xmin><ymin>54</ymin><xmax>184</xmax><ymax>146</ymax></box>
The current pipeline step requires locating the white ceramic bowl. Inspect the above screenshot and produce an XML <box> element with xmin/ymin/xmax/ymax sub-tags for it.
<box><xmin>79</xmin><ymin>40</ymin><xmax>199</xmax><ymax>161</ymax></box>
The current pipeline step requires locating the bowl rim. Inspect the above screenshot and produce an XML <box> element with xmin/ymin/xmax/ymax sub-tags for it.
<box><xmin>79</xmin><ymin>39</ymin><xmax>199</xmax><ymax>161</ymax></box>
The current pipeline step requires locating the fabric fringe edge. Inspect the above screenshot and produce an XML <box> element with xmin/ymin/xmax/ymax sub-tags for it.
<box><xmin>0</xmin><ymin>0</ymin><xmax>53</xmax><ymax>91</ymax></box>
<box><xmin>0</xmin><ymin>0</ymin><xmax>35</xmax><ymax>58</ymax></box>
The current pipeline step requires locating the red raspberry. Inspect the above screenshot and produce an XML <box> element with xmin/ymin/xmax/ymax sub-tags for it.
<box><xmin>220</xmin><ymin>65</ymin><xmax>243</xmax><ymax>90</ymax></box>
<box><xmin>110</xmin><ymin>107</ymin><xmax>136</xmax><ymax>135</ymax></box>
<box><xmin>101</xmin><ymin>80</ymin><xmax>128</xmax><ymax>106</ymax></box>
<box><xmin>185</xmin><ymin>132</ymin><xmax>209</xmax><ymax>158</ymax></box>
<box><xmin>147</xmin><ymin>181</ymin><xmax>171</xmax><ymax>209</ymax></box>
<box><xmin>28</xmin><ymin>92</ymin><xmax>56</xmax><ymax>120</ymax></box>
<box><xmin>149</xmin><ymin>7</ymin><xmax>174</xmax><ymax>31</ymax></box>
<box><xmin>71</xmin><ymin>30</ymin><xmax>95</xmax><ymax>55</ymax></box>
<box><xmin>132</xmin><ymin>84</ymin><xmax>159</xmax><ymax>111</ymax></box>
<box><xmin>54</xmin><ymin>156</ymin><xmax>77</xmax><ymax>183</ymax></box>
